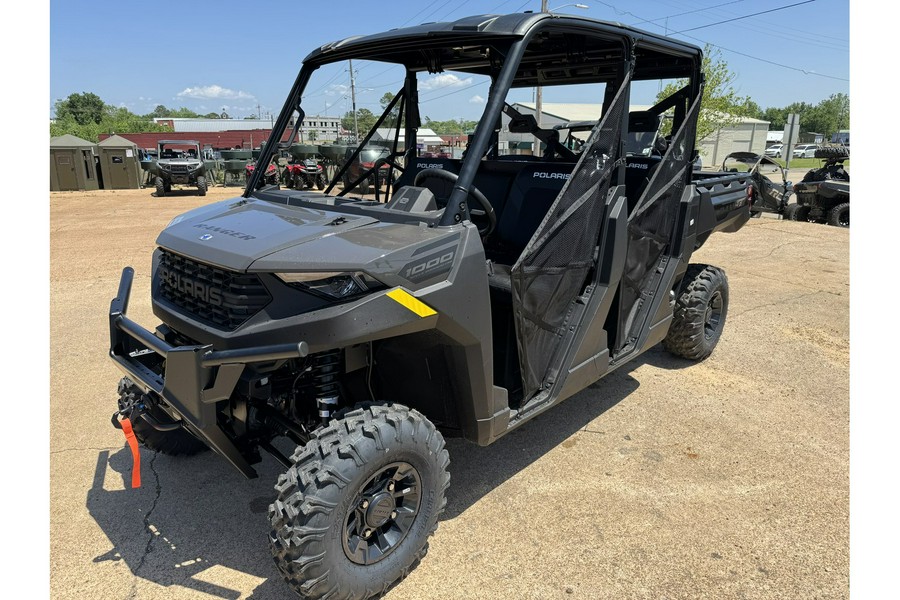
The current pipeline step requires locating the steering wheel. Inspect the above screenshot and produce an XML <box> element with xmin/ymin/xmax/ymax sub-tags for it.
<box><xmin>414</xmin><ymin>168</ymin><xmax>496</xmax><ymax>237</ymax></box>
<box><xmin>372</xmin><ymin>154</ymin><xmax>405</xmax><ymax>203</ymax></box>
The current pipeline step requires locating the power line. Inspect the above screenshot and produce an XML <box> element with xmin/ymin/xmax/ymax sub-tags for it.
<box><xmin>591</xmin><ymin>0</ymin><xmax>847</xmax><ymax>82</ymax></box>
<box><xmin>663</xmin><ymin>0</ymin><xmax>848</xmax><ymax>43</ymax></box>
<box><xmin>680</xmin><ymin>32</ymin><xmax>849</xmax><ymax>80</ymax></box>
<box><xmin>629</xmin><ymin>0</ymin><xmax>749</xmax><ymax>27</ymax></box>
<box><xmin>672</xmin><ymin>0</ymin><xmax>817</xmax><ymax>33</ymax></box>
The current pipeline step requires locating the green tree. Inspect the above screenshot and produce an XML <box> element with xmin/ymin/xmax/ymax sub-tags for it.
<box><xmin>341</xmin><ymin>108</ymin><xmax>377</xmax><ymax>138</ymax></box>
<box><xmin>144</xmin><ymin>105</ymin><xmax>207</xmax><ymax>119</ymax></box>
<box><xmin>738</xmin><ymin>98</ymin><xmax>764</xmax><ymax>120</ymax></box>
<box><xmin>423</xmin><ymin>117</ymin><xmax>478</xmax><ymax>134</ymax></box>
<box><xmin>759</xmin><ymin>94</ymin><xmax>848</xmax><ymax>136</ymax></box>
<box><xmin>801</xmin><ymin>93</ymin><xmax>850</xmax><ymax>136</ymax></box>
<box><xmin>656</xmin><ymin>45</ymin><xmax>754</xmax><ymax>142</ymax></box>
<box><xmin>54</xmin><ymin>92</ymin><xmax>105</xmax><ymax>125</ymax></box>
<box><xmin>51</xmin><ymin>93</ymin><xmax>168</xmax><ymax>141</ymax></box>
<box><xmin>379</xmin><ymin>92</ymin><xmax>395</xmax><ymax>110</ymax></box>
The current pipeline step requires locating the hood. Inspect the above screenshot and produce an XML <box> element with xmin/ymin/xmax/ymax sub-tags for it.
<box><xmin>158</xmin><ymin>158</ymin><xmax>203</xmax><ymax>167</ymax></box>
<box><xmin>156</xmin><ymin>198</ymin><xmax>379</xmax><ymax>271</ymax></box>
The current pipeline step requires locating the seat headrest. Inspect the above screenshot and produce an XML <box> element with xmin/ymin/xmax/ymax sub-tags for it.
<box><xmin>628</xmin><ymin>111</ymin><xmax>660</xmax><ymax>133</ymax></box>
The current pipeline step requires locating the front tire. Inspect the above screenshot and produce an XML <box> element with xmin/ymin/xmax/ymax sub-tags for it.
<box><xmin>154</xmin><ymin>176</ymin><xmax>165</xmax><ymax>197</ymax></box>
<box><xmin>828</xmin><ymin>202</ymin><xmax>849</xmax><ymax>227</ymax></box>
<box><xmin>269</xmin><ymin>403</ymin><xmax>449</xmax><ymax>600</ymax></box>
<box><xmin>196</xmin><ymin>176</ymin><xmax>207</xmax><ymax>196</ymax></box>
<box><xmin>664</xmin><ymin>264</ymin><xmax>729</xmax><ymax>361</ymax></box>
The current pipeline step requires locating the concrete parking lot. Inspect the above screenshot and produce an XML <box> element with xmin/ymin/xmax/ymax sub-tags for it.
<box><xmin>50</xmin><ymin>185</ymin><xmax>848</xmax><ymax>599</ymax></box>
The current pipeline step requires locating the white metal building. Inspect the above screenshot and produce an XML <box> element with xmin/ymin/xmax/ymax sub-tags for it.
<box><xmin>152</xmin><ymin>116</ymin><xmax>342</xmax><ymax>142</ymax></box>
<box><xmin>507</xmin><ymin>102</ymin><xmax>770</xmax><ymax>166</ymax></box>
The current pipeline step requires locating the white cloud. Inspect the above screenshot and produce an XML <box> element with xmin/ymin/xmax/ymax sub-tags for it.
<box><xmin>177</xmin><ymin>85</ymin><xmax>254</xmax><ymax>100</ymax></box>
<box><xmin>325</xmin><ymin>84</ymin><xmax>349</xmax><ymax>97</ymax></box>
<box><xmin>469</xmin><ymin>94</ymin><xmax>485</xmax><ymax>104</ymax></box>
<box><xmin>420</xmin><ymin>73</ymin><xmax>473</xmax><ymax>91</ymax></box>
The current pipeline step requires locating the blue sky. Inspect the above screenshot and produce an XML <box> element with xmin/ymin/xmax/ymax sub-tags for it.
<box><xmin>50</xmin><ymin>0</ymin><xmax>850</xmax><ymax>122</ymax></box>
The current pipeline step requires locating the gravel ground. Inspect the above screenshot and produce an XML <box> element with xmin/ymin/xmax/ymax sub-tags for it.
<box><xmin>49</xmin><ymin>185</ymin><xmax>849</xmax><ymax>599</ymax></box>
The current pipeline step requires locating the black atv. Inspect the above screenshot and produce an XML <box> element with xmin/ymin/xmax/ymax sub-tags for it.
<box><xmin>720</xmin><ymin>151</ymin><xmax>793</xmax><ymax>218</ymax></box>
<box><xmin>107</xmin><ymin>12</ymin><xmax>752</xmax><ymax>600</ymax></box>
<box><xmin>785</xmin><ymin>146</ymin><xmax>849</xmax><ymax>227</ymax></box>
<box><xmin>150</xmin><ymin>140</ymin><xmax>208</xmax><ymax>197</ymax></box>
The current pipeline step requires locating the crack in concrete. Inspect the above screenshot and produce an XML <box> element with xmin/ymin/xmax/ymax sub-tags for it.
<box><xmin>758</xmin><ymin>239</ymin><xmax>805</xmax><ymax>260</ymax></box>
<box><xmin>728</xmin><ymin>268</ymin><xmax>846</xmax><ymax>296</ymax></box>
<box><xmin>50</xmin><ymin>446</ymin><xmax>120</xmax><ymax>455</ymax></box>
<box><xmin>731</xmin><ymin>291</ymin><xmax>823</xmax><ymax>318</ymax></box>
<box><xmin>128</xmin><ymin>451</ymin><xmax>161</xmax><ymax>600</ymax></box>
<box><xmin>745</xmin><ymin>222</ymin><xmax>831</xmax><ymax>240</ymax></box>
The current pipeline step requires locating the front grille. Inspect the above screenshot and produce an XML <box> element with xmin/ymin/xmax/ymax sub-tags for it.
<box><xmin>168</xmin><ymin>164</ymin><xmax>189</xmax><ymax>173</ymax></box>
<box><xmin>157</xmin><ymin>251</ymin><xmax>271</xmax><ymax>330</ymax></box>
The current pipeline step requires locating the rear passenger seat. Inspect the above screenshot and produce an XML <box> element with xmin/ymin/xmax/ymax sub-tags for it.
<box><xmin>485</xmin><ymin>162</ymin><xmax>575</xmax><ymax>292</ymax></box>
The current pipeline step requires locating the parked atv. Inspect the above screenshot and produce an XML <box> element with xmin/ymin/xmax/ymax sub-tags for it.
<box><xmin>720</xmin><ymin>152</ymin><xmax>793</xmax><ymax>218</ymax></box>
<box><xmin>284</xmin><ymin>157</ymin><xmax>328</xmax><ymax>190</ymax></box>
<box><xmin>150</xmin><ymin>140</ymin><xmax>208</xmax><ymax>196</ymax></box>
<box><xmin>337</xmin><ymin>146</ymin><xmax>395</xmax><ymax>195</ymax></box>
<box><xmin>244</xmin><ymin>159</ymin><xmax>278</xmax><ymax>186</ymax></box>
<box><xmin>785</xmin><ymin>146</ymin><xmax>850</xmax><ymax>227</ymax></box>
<box><xmin>107</xmin><ymin>13</ymin><xmax>752</xmax><ymax>600</ymax></box>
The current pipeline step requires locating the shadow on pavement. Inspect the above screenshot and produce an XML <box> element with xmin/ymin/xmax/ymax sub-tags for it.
<box><xmin>86</xmin><ymin>352</ymin><xmax>665</xmax><ymax>597</ymax></box>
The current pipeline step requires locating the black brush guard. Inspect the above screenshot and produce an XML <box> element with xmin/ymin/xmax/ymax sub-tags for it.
<box><xmin>108</xmin><ymin>267</ymin><xmax>308</xmax><ymax>477</ymax></box>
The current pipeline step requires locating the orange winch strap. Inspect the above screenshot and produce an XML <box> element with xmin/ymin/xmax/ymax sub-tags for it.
<box><xmin>119</xmin><ymin>417</ymin><xmax>142</xmax><ymax>489</ymax></box>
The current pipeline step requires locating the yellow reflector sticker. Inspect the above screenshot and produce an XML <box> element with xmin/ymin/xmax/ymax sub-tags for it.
<box><xmin>386</xmin><ymin>289</ymin><xmax>437</xmax><ymax>318</ymax></box>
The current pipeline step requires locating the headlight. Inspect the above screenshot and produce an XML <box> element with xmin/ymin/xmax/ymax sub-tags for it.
<box><xmin>275</xmin><ymin>271</ymin><xmax>385</xmax><ymax>300</ymax></box>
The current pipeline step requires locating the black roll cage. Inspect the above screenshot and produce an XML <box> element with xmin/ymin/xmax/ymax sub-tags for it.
<box><xmin>247</xmin><ymin>15</ymin><xmax>703</xmax><ymax>230</ymax></box>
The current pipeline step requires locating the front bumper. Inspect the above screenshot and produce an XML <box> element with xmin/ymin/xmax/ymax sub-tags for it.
<box><xmin>109</xmin><ymin>267</ymin><xmax>308</xmax><ymax>477</ymax></box>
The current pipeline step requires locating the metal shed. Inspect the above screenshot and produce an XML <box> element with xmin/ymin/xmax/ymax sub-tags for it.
<box><xmin>98</xmin><ymin>134</ymin><xmax>142</xmax><ymax>189</ymax></box>
<box><xmin>50</xmin><ymin>134</ymin><xmax>100</xmax><ymax>191</ymax></box>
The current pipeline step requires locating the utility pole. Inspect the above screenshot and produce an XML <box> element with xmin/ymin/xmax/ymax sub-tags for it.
<box><xmin>535</xmin><ymin>0</ymin><xmax>548</xmax><ymax>146</ymax></box>
<box><xmin>349</xmin><ymin>59</ymin><xmax>359</xmax><ymax>143</ymax></box>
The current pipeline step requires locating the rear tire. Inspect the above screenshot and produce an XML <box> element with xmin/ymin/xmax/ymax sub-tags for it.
<box><xmin>360</xmin><ymin>177</ymin><xmax>371</xmax><ymax>195</ymax></box>
<box><xmin>828</xmin><ymin>202</ymin><xmax>849</xmax><ymax>227</ymax></box>
<box><xmin>154</xmin><ymin>176</ymin><xmax>165</xmax><ymax>197</ymax></box>
<box><xmin>784</xmin><ymin>203</ymin><xmax>811</xmax><ymax>222</ymax></box>
<box><xmin>269</xmin><ymin>403</ymin><xmax>449</xmax><ymax>600</ymax></box>
<box><xmin>664</xmin><ymin>264</ymin><xmax>729</xmax><ymax>361</ymax></box>
<box><xmin>196</xmin><ymin>176</ymin><xmax>207</xmax><ymax>196</ymax></box>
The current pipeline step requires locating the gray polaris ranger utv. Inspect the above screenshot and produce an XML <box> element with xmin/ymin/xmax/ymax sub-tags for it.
<box><xmin>108</xmin><ymin>12</ymin><xmax>750</xmax><ymax>600</ymax></box>
<box><xmin>150</xmin><ymin>140</ymin><xmax>208</xmax><ymax>197</ymax></box>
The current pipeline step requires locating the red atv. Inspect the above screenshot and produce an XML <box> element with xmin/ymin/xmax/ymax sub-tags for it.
<box><xmin>283</xmin><ymin>158</ymin><xmax>328</xmax><ymax>190</ymax></box>
<box><xmin>245</xmin><ymin>160</ymin><xmax>278</xmax><ymax>186</ymax></box>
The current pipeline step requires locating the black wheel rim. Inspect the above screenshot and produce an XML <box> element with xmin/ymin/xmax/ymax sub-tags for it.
<box><xmin>704</xmin><ymin>291</ymin><xmax>723</xmax><ymax>340</ymax></box>
<box><xmin>342</xmin><ymin>461</ymin><xmax>422</xmax><ymax>565</ymax></box>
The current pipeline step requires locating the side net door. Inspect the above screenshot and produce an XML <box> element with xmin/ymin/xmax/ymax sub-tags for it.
<box><xmin>615</xmin><ymin>91</ymin><xmax>701</xmax><ymax>354</ymax></box>
<box><xmin>509</xmin><ymin>74</ymin><xmax>631</xmax><ymax>401</ymax></box>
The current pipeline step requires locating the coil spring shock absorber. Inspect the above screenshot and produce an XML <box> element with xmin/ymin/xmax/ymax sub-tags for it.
<box><xmin>311</xmin><ymin>349</ymin><xmax>342</xmax><ymax>424</ymax></box>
